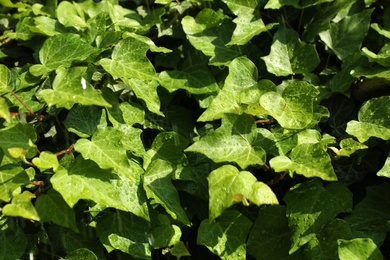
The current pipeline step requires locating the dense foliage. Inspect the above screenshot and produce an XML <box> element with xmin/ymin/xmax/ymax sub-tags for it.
<box><xmin>1</xmin><ymin>0</ymin><xmax>390</xmax><ymax>259</ymax></box>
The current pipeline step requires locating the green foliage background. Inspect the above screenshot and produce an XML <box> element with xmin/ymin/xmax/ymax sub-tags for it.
<box><xmin>0</xmin><ymin>0</ymin><xmax>390</xmax><ymax>259</ymax></box>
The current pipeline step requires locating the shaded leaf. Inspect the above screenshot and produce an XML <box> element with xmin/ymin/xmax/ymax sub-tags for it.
<box><xmin>197</xmin><ymin>210</ymin><xmax>252</xmax><ymax>260</ymax></box>
<box><xmin>0</xmin><ymin>165</ymin><xmax>30</xmax><ymax>202</ymax></box>
<box><xmin>207</xmin><ymin>165</ymin><xmax>278</xmax><ymax>220</ymax></box>
<box><xmin>65</xmin><ymin>248</ymin><xmax>98</xmax><ymax>260</ymax></box>
<box><xmin>63</xmin><ymin>105</ymin><xmax>103</xmax><ymax>138</ymax></box>
<box><xmin>0</xmin><ymin>123</ymin><xmax>37</xmax><ymax>159</ymax></box>
<box><xmin>186</xmin><ymin>114</ymin><xmax>267</xmax><ymax>169</ymax></box>
<box><xmin>35</xmin><ymin>189</ymin><xmax>78</xmax><ymax>232</ymax></box>
<box><xmin>319</xmin><ymin>9</ymin><xmax>373</xmax><ymax>60</ymax></box>
<box><xmin>283</xmin><ymin>179</ymin><xmax>352</xmax><ymax>253</ymax></box>
<box><xmin>96</xmin><ymin>211</ymin><xmax>152</xmax><ymax>259</ymax></box>
<box><xmin>0</xmin><ymin>217</ymin><xmax>27</xmax><ymax>260</ymax></box>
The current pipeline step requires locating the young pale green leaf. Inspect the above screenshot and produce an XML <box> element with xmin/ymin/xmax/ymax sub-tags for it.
<box><xmin>260</xmin><ymin>80</ymin><xmax>321</xmax><ymax>130</ymax></box>
<box><xmin>29</xmin><ymin>34</ymin><xmax>96</xmax><ymax>76</ymax></box>
<box><xmin>65</xmin><ymin>248</ymin><xmax>98</xmax><ymax>260</ymax></box>
<box><xmin>336</xmin><ymin>138</ymin><xmax>368</xmax><ymax>157</ymax></box>
<box><xmin>338</xmin><ymin>238</ymin><xmax>383</xmax><ymax>260</ymax></box>
<box><xmin>37</xmin><ymin>67</ymin><xmax>111</xmax><ymax>109</ymax></box>
<box><xmin>30</xmin><ymin>16</ymin><xmax>66</xmax><ymax>37</ymax></box>
<box><xmin>247</xmin><ymin>205</ymin><xmax>301</xmax><ymax>260</ymax></box>
<box><xmin>262</xmin><ymin>23</ymin><xmax>320</xmax><ymax>76</ymax></box>
<box><xmin>371</xmin><ymin>23</ymin><xmax>390</xmax><ymax>39</ymax></box>
<box><xmin>0</xmin><ymin>64</ymin><xmax>12</xmax><ymax>94</ymax></box>
<box><xmin>198</xmin><ymin>57</ymin><xmax>266</xmax><ymax>121</ymax></box>
<box><xmin>270</xmin><ymin>143</ymin><xmax>337</xmax><ymax>181</ymax></box>
<box><xmin>51</xmin><ymin>157</ymin><xmax>128</xmax><ymax>210</ymax></box>
<box><xmin>181</xmin><ymin>9</ymin><xmax>243</xmax><ymax>65</ymax></box>
<box><xmin>207</xmin><ymin>165</ymin><xmax>278</xmax><ymax>220</ymax></box>
<box><xmin>3</xmin><ymin>191</ymin><xmax>40</xmax><ymax>221</ymax></box>
<box><xmin>35</xmin><ymin>189</ymin><xmax>78</xmax><ymax>232</ymax></box>
<box><xmin>122</xmin><ymin>32</ymin><xmax>172</xmax><ymax>53</ymax></box>
<box><xmin>63</xmin><ymin>105</ymin><xmax>103</xmax><ymax>138</ymax></box>
<box><xmin>56</xmin><ymin>1</ymin><xmax>88</xmax><ymax>30</ymax></box>
<box><xmin>0</xmin><ymin>165</ymin><xmax>30</xmax><ymax>202</ymax></box>
<box><xmin>31</xmin><ymin>151</ymin><xmax>59</xmax><ymax>171</ymax></box>
<box><xmin>228</xmin><ymin>13</ymin><xmax>278</xmax><ymax>46</ymax></box>
<box><xmin>345</xmin><ymin>183</ymin><xmax>390</xmax><ymax>236</ymax></box>
<box><xmin>223</xmin><ymin>0</ymin><xmax>262</xmax><ymax>15</ymax></box>
<box><xmin>319</xmin><ymin>9</ymin><xmax>374</xmax><ymax>60</ymax></box>
<box><xmin>159</xmin><ymin>64</ymin><xmax>219</xmax><ymax>94</ymax></box>
<box><xmin>197</xmin><ymin>210</ymin><xmax>252</xmax><ymax>260</ymax></box>
<box><xmin>284</xmin><ymin>179</ymin><xmax>353</xmax><ymax>254</ymax></box>
<box><xmin>377</xmin><ymin>151</ymin><xmax>390</xmax><ymax>178</ymax></box>
<box><xmin>346</xmin><ymin>96</ymin><xmax>390</xmax><ymax>142</ymax></box>
<box><xmin>98</xmin><ymin>36</ymin><xmax>158</xmax><ymax>81</ymax></box>
<box><xmin>186</xmin><ymin>114</ymin><xmax>267</xmax><ymax>169</ymax></box>
<box><xmin>0</xmin><ymin>97</ymin><xmax>11</xmax><ymax>123</ymax></box>
<box><xmin>0</xmin><ymin>217</ymin><xmax>27</xmax><ymax>259</ymax></box>
<box><xmin>96</xmin><ymin>211</ymin><xmax>152</xmax><ymax>259</ymax></box>
<box><xmin>0</xmin><ymin>123</ymin><xmax>37</xmax><ymax>159</ymax></box>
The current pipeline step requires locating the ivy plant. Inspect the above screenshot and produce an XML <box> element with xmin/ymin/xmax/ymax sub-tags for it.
<box><xmin>0</xmin><ymin>0</ymin><xmax>390</xmax><ymax>259</ymax></box>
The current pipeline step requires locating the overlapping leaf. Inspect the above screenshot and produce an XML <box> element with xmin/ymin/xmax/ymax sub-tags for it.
<box><xmin>260</xmin><ymin>80</ymin><xmax>324</xmax><ymax>130</ymax></box>
<box><xmin>284</xmin><ymin>179</ymin><xmax>352</xmax><ymax>253</ymax></box>
<box><xmin>0</xmin><ymin>64</ymin><xmax>12</xmax><ymax>94</ymax></box>
<box><xmin>0</xmin><ymin>123</ymin><xmax>37</xmax><ymax>158</ymax></box>
<box><xmin>186</xmin><ymin>114</ymin><xmax>267</xmax><ymax>169</ymax></box>
<box><xmin>338</xmin><ymin>238</ymin><xmax>383</xmax><ymax>259</ymax></box>
<box><xmin>29</xmin><ymin>33</ymin><xmax>96</xmax><ymax>76</ymax></box>
<box><xmin>270</xmin><ymin>142</ymin><xmax>338</xmax><ymax>181</ymax></box>
<box><xmin>346</xmin><ymin>96</ymin><xmax>390</xmax><ymax>142</ymax></box>
<box><xmin>2</xmin><ymin>191</ymin><xmax>40</xmax><ymax>221</ymax></box>
<box><xmin>207</xmin><ymin>165</ymin><xmax>278</xmax><ymax>220</ymax></box>
<box><xmin>0</xmin><ymin>165</ymin><xmax>31</xmax><ymax>202</ymax></box>
<box><xmin>197</xmin><ymin>210</ymin><xmax>252</xmax><ymax>259</ymax></box>
<box><xmin>37</xmin><ymin>67</ymin><xmax>111</xmax><ymax>109</ymax></box>
<box><xmin>262</xmin><ymin>23</ymin><xmax>320</xmax><ymax>76</ymax></box>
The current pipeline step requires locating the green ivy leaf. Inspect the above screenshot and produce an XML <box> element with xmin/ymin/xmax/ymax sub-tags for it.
<box><xmin>63</xmin><ymin>105</ymin><xmax>103</xmax><ymax>138</ymax></box>
<box><xmin>338</xmin><ymin>238</ymin><xmax>383</xmax><ymax>260</ymax></box>
<box><xmin>336</xmin><ymin>138</ymin><xmax>368</xmax><ymax>157</ymax></box>
<box><xmin>377</xmin><ymin>151</ymin><xmax>390</xmax><ymax>178</ymax></box>
<box><xmin>143</xmin><ymin>132</ymin><xmax>190</xmax><ymax>225</ymax></box>
<box><xmin>96</xmin><ymin>211</ymin><xmax>152</xmax><ymax>259</ymax></box>
<box><xmin>65</xmin><ymin>248</ymin><xmax>98</xmax><ymax>260</ymax></box>
<box><xmin>0</xmin><ymin>165</ymin><xmax>30</xmax><ymax>202</ymax></box>
<box><xmin>228</xmin><ymin>12</ymin><xmax>278</xmax><ymax>46</ymax></box>
<box><xmin>0</xmin><ymin>97</ymin><xmax>11</xmax><ymax>123</ymax></box>
<box><xmin>198</xmin><ymin>57</ymin><xmax>273</xmax><ymax>122</ymax></box>
<box><xmin>186</xmin><ymin>114</ymin><xmax>267</xmax><ymax>169</ymax></box>
<box><xmin>362</xmin><ymin>43</ymin><xmax>390</xmax><ymax>66</ymax></box>
<box><xmin>3</xmin><ymin>191</ymin><xmax>40</xmax><ymax>221</ymax></box>
<box><xmin>29</xmin><ymin>34</ymin><xmax>96</xmax><ymax>76</ymax></box>
<box><xmin>319</xmin><ymin>9</ymin><xmax>374</xmax><ymax>60</ymax></box>
<box><xmin>37</xmin><ymin>67</ymin><xmax>111</xmax><ymax>109</ymax></box>
<box><xmin>149</xmin><ymin>215</ymin><xmax>181</xmax><ymax>248</ymax></box>
<box><xmin>0</xmin><ymin>217</ymin><xmax>27</xmax><ymax>260</ymax></box>
<box><xmin>346</xmin><ymin>96</ymin><xmax>390</xmax><ymax>142</ymax></box>
<box><xmin>345</xmin><ymin>183</ymin><xmax>390</xmax><ymax>238</ymax></box>
<box><xmin>207</xmin><ymin>165</ymin><xmax>278</xmax><ymax>220</ymax></box>
<box><xmin>182</xmin><ymin>9</ymin><xmax>243</xmax><ymax>65</ymax></box>
<box><xmin>284</xmin><ymin>179</ymin><xmax>352</xmax><ymax>253</ymax></box>
<box><xmin>56</xmin><ymin>1</ymin><xmax>88</xmax><ymax>30</ymax></box>
<box><xmin>50</xmin><ymin>157</ymin><xmax>127</xmax><ymax>210</ymax></box>
<box><xmin>31</xmin><ymin>151</ymin><xmax>59</xmax><ymax>171</ymax></box>
<box><xmin>197</xmin><ymin>210</ymin><xmax>252</xmax><ymax>260</ymax></box>
<box><xmin>260</xmin><ymin>80</ymin><xmax>323</xmax><ymax>130</ymax></box>
<box><xmin>262</xmin><ymin>23</ymin><xmax>320</xmax><ymax>76</ymax></box>
<box><xmin>0</xmin><ymin>123</ymin><xmax>37</xmax><ymax>159</ymax></box>
<box><xmin>0</xmin><ymin>64</ymin><xmax>12</xmax><ymax>94</ymax></box>
<box><xmin>98</xmin><ymin>36</ymin><xmax>158</xmax><ymax>81</ymax></box>
<box><xmin>270</xmin><ymin>143</ymin><xmax>337</xmax><ymax>180</ymax></box>
<box><xmin>35</xmin><ymin>189</ymin><xmax>78</xmax><ymax>232</ymax></box>
<box><xmin>159</xmin><ymin>64</ymin><xmax>219</xmax><ymax>94</ymax></box>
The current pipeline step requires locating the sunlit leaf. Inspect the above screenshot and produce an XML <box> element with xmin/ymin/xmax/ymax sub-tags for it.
<box><xmin>3</xmin><ymin>191</ymin><xmax>40</xmax><ymax>221</ymax></box>
<box><xmin>338</xmin><ymin>238</ymin><xmax>383</xmax><ymax>260</ymax></box>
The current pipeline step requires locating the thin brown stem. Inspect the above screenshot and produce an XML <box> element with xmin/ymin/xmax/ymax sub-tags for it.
<box><xmin>11</xmin><ymin>91</ymin><xmax>34</xmax><ymax>115</ymax></box>
<box><xmin>55</xmin><ymin>144</ymin><xmax>75</xmax><ymax>156</ymax></box>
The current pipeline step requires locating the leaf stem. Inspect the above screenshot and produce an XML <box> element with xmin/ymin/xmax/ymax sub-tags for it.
<box><xmin>11</xmin><ymin>91</ymin><xmax>35</xmax><ymax>115</ymax></box>
<box><xmin>55</xmin><ymin>144</ymin><xmax>75</xmax><ymax>156</ymax></box>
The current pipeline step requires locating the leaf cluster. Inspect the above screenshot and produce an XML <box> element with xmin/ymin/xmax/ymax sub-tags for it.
<box><xmin>0</xmin><ymin>0</ymin><xmax>390</xmax><ymax>259</ymax></box>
